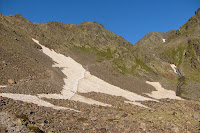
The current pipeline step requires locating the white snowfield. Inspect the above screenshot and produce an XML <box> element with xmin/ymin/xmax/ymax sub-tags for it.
<box><xmin>33</xmin><ymin>38</ymin><xmax>110</xmax><ymax>107</ymax></box>
<box><xmin>33</xmin><ymin>38</ymin><xmax>155</xmax><ymax>107</ymax></box>
<box><xmin>145</xmin><ymin>81</ymin><xmax>182</xmax><ymax>100</ymax></box>
<box><xmin>78</xmin><ymin>71</ymin><xmax>158</xmax><ymax>102</ymax></box>
<box><xmin>0</xmin><ymin>38</ymin><xmax>182</xmax><ymax>111</ymax></box>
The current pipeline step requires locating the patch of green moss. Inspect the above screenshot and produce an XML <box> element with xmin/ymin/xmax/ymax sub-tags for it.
<box><xmin>73</xmin><ymin>45</ymin><xmax>114</xmax><ymax>60</ymax></box>
<box><xmin>184</xmin><ymin>73</ymin><xmax>200</xmax><ymax>82</ymax></box>
<box><xmin>131</xmin><ymin>65</ymin><xmax>138</xmax><ymax>72</ymax></box>
<box><xmin>71</xmin><ymin>37</ymin><xmax>75</xmax><ymax>41</ymax></box>
<box><xmin>74</xmin><ymin>45</ymin><xmax>90</xmax><ymax>52</ymax></box>
<box><xmin>15</xmin><ymin>114</ymin><xmax>29</xmax><ymax>121</ymax></box>
<box><xmin>96</xmin><ymin>58</ymin><xmax>104</xmax><ymax>62</ymax></box>
<box><xmin>118</xmin><ymin>108</ymin><xmax>124</xmax><ymax>111</ymax></box>
<box><xmin>107</xmin><ymin>119</ymin><xmax>118</xmax><ymax>122</ymax></box>
<box><xmin>180</xmin><ymin>95</ymin><xmax>191</xmax><ymax>100</ymax></box>
<box><xmin>27</xmin><ymin>126</ymin><xmax>44</xmax><ymax>133</ymax></box>
<box><xmin>118</xmin><ymin>65</ymin><xmax>130</xmax><ymax>75</ymax></box>
<box><xmin>98</xmin><ymin>105</ymin><xmax>103</xmax><ymax>109</ymax></box>
<box><xmin>161</xmin><ymin>44</ymin><xmax>185</xmax><ymax>66</ymax></box>
<box><xmin>180</xmin><ymin>88</ymin><xmax>188</xmax><ymax>95</ymax></box>
<box><xmin>112</xmin><ymin>58</ymin><xmax>132</xmax><ymax>75</ymax></box>
<box><xmin>135</xmin><ymin>57</ymin><xmax>153</xmax><ymax>72</ymax></box>
<box><xmin>112</xmin><ymin>56</ymin><xmax>153</xmax><ymax>76</ymax></box>
<box><xmin>112</xmin><ymin>58</ymin><xmax>120</xmax><ymax>65</ymax></box>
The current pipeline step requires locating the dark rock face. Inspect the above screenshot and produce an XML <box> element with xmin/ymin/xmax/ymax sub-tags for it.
<box><xmin>195</xmin><ymin>8</ymin><xmax>200</xmax><ymax>15</ymax></box>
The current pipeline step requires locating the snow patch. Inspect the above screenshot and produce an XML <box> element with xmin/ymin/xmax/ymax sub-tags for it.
<box><xmin>170</xmin><ymin>64</ymin><xmax>178</xmax><ymax>74</ymax></box>
<box><xmin>145</xmin><ymin>81</ymin><xmax>182</xmax><ymax>100</ymax></box>
<box><xmin>0</xmin><ymin>85</ymin><xmax>7</xmax><ymax>88</ymax></box>
<box><xmin>78</xmin><ymin>71</ymin><xmax>158</xmax><ymax>103</ymax></box>
<box><xmin>0</xmin><ymin>93</ymin><xmax>80</xmax><ymax>112</ymax></box>
<box><xmin>124</xmin><ymin>101</ymin><xmax>150</xmax><ymax>108</ymax></box>
<box><xmin>71</xmin><ymin>94</ymin><xmax>112</xmax><ymax>107</ymax></box>
<box><xmin>162</xmin><ymin>38</ymin><xmax>166</xmax><ymax>42</ymax></box>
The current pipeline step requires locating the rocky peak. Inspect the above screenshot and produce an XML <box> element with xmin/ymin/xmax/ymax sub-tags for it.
<box><xmin>9</xmin><ymin>14</ymin><xmax>31</xmax><ymax>23</ymax></box>
<box><xmin>15</xmin><ymin>14</ymin><xmax>23</xmax><ymax>18</ymax></box>
<box><xmin>195</xmin><ymin>8</ymin><xmax>200</xmax><ymax>16</ymax></box>
<box><xmin>80</xmin><ymin>21</ymin><xmax>104</xmax><ymax>28</ymax></box>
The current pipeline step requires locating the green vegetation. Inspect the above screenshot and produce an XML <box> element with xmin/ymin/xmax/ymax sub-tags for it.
<box><xmin>107</xmin><ymin>119</ymin><xmax>118</xmax><ymax>122</ymax></box>
<box><xmin>184</xmin><ymin>72</ymin><xmax>200</xmax><ymax>82</ymax></box>
<box><xmin>161</xmin><ymin>44</ymin><xmax>185</xmax><ymax>66</ymax></box>
<box><xmin>135</xmin><ymin>57</ymin><xmax>153</xmax><ymax>72</ymax></box>
<box><xmin>74</xmin><ymin>43</ymin><xmax>154</xmax><ymax>76</ymax></box>
<box><xmin>112</xmin><ymin>56</ymin><xmax>153</xmax><ymax>76</ymax></box>
<box><xmin>186</xmin><ymin>38</ymin><xmax>200</xmax><ymax>58</ymax></box>
<box><xmin>180</xmin><ymin>88</ymin><xmax>188</xmax><ymax>95</ymax></box>
<box><xmin>15</xmin><ymin>114</ymin><xmax>29</xmax><ymax>121</ymax></box>
<box><xmin>15</xmin><ymin>114</ymin><xmax>44</xmax><ymax>133</ymax></box>
<box><xmin>118</xmin><ymin>65</ymin><xmax>130</xmax><ymax>75</ymax></box>
<box><xmin>112</xmin><ymin>58</ymin><xmax>131</xmax><ymax>75</ymax></box>
<box><xmin>27</xmin><ymin>126</ymin><xmax>44</xmax><ymax>133</ymax></box>
<box><xmin>74</xmin><ymin>45</ymin><xmax>91</xmax><ymax>52</ymax></box>
<box><xmin>73</xmin><ymin>44</ymin><xmax>114</xmax><ymax>61</ymax></box>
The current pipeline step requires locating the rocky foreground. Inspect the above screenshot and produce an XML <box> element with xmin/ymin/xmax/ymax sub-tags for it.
<box><xmin>0</xmin><ymin>93</ymin><xmax>200</xmax><ymax>133</ymax></box>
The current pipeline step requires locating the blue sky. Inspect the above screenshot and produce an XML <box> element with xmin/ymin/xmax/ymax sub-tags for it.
<box><xmin>0</xmin><ymin>0</ymin><xmax>199</xmax><ymax>44</ymax></box>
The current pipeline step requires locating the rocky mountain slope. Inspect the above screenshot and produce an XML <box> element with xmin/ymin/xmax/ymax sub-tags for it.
<box><xmin>0</xmin><ymin>13</ymin><xmax>177</xmax><ymax>95</ymax></box>
<box><xmin>0</xmin><ymin>9</ymin><xmax>200</xmax><ymax>132</ymax></box>
<box><xmin>135</xmin><ymin>8</ymin><xmax>200</xmax><ymax>100</ymax></box>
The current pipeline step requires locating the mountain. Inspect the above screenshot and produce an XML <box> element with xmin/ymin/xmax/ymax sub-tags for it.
<box><xmin>0</xmin><ymin>9</ymin><xmax>200</xmax><ymax>132</ymax></box>
<box><xmin>0</xmin><ymin>13</ymin><xmax>177</xmax><ymax>95</ymax></box>
<box><xmin>135</xmin><ymin>8</ymin><xmax>200</xmax><ymax>100</ymax></box>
